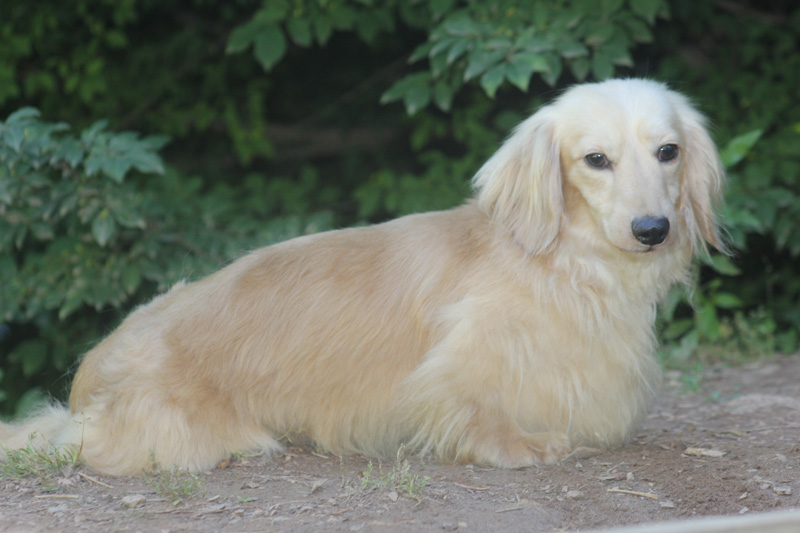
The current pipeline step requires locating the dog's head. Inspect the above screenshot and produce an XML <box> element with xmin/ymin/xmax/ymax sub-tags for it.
<box><xmin>473</xmin><ymin>79</ymin><xmax>725</xmax><ymax>256</ymax></box>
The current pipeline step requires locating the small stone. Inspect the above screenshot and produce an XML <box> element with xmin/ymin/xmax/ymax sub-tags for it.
<box><xmin>309</xmin><ymin>478</ymin><xmax>326</xmax><ymax>494</ymax></box>
<box><xmin>458</xmin><ymin>522</ymin><xmax>468</xmax><ymax>529</ymax></box>
<box><xmin>626</xmin><ymin>472</ymin><xmax>635</xmax><ymax>481</ymax></box>
<box><xmin>388</xmin><ymin>491</ymin><xmax>399</xmax><ymax>502</ymax></box>
<box><xmin>659</xmin><ymin>500</ymin><xmax>676</xmax><ymax>509</ymax></box>
<box><xmin>121</xmin><ymin>495</ymin><xmax>146</xmax><ymax>508</ymax></box>
<box><xmin>566</xmin><ymin>490</ymin><xmax>583</xmax><ymax>500</ymax></box>
<box><xmin>773</xmin><ymin>485</ymin><xmax>792</xmax><ymax>496</ymax></box>
<box><xmin>684</xmin><ymin>447</ymin><xmax>725</xmax><ymax>458</ymax></box>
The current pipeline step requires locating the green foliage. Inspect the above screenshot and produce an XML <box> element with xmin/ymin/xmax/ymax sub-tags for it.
<box><xmin>382</xmin><ymin>0</ymin><xmax>669</xmax><ymax>113</ymax></box>
<box><xmin>0</xmin><ymin>434</ymin><xmax>78</xmax><ymax>489</ymax></box>
<box><xmin>0</xmin><ymin>108</ymin><xmax>168</xmax><ymax>322</ymax></box>
<box><xmin>146</xmin><ymin>454</ymin><xmax>206</xmax><ymax>505</ymax></box>
<box><xmin>655</xmin><ymin>1</ymin><xmax>800</xmax><ymax>369</ymax></box>
<box><xmin>359</xmin><ymin>458</ymin><xmax>430</xmax><ymax>497</ymax></box>
<box><xmin>229</xmin><ymin>1</ymin><xmax>669</xmax><ymax>114</ymax></box>
<box><xmin>0</xmin><ymin>108</ymin><xmax>332</xmax><ymax>413</ymax></box>
<box><xmin>227</xmin><ymin>0</ymin><xmax>399</xmax><ymax>64</ymax></box>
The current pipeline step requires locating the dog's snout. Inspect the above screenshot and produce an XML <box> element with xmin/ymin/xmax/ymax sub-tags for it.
<box><xmin>631</xmin><ymin>216</ymin><xmax>670</xmax><ymax>246</ymax></box>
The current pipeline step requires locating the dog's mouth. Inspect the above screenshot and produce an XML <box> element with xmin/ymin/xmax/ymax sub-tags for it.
<box><xmin>616</xmin><ymin>240</ymin><xmax>666</xmax><ymax>254</ymax></box>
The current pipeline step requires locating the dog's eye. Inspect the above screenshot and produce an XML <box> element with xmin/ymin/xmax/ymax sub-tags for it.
<box><xmin>585</xmin><ymin>153</ymin><xmax>609</xmax><ymax>169</ymax></box>
<box><xmin>658</xmin><ymin>144</ymin><xmax>678</xmax><ymax>162</ymax></box>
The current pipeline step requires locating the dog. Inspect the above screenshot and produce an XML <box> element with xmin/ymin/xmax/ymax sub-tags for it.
<box><xmin>0</xmin><ymin>79</ymin><xmax>725</xmax><ymax>476</ymax></box>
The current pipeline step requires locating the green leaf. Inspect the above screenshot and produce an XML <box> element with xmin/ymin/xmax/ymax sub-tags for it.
<box><xmin>109</xmin><ymin>201</ymin><xmax>146</xmax><ymax>229</ymax></box>
<box><xmin>430</xmin><ymin>36</ymin><xmax>458</xmax><ymax>58</ymax></box>
<box><xmin>54</xmin><ymin>137</ymin><xmax>85</xmax><ymax>168</ymax></box>
<box><xmin>713</xmin><ymin>292</ymin><xmax>744</xmax><ymax>309</ymax></box>
<box><xmin>253</xmin><ymin>25</ymin><xmax>287</xmax><ymax>72</ymax></box>
<box><xmin>258</xmin><ymin>0</ymin><xmax>289</xmax><ymax>24</ymax></box>
<box><xmin>591</xmin><ymin>51</ymin><xmax>615</xmax><ymax>79</ymax></box>
<box><xmin>130</xmin><ymin>151</ymin><xmax>165</xmax><ymax>175</ymax></box>
<box><xmin>629</xmin><ymin>0</ymin><xmax>664</xmax><ymax>24</ymax></box>
<box><xmin>445</xmin><ymin>38</ymin><xmax>470</xmax><ymax>65</ymax></box>
<box><xmin>569</xmin><ymin>56</ymin><xmax>590</xmax><ymax>81</ymax></box>
<box><xmin>584</xmin><ymin>23</ymin><xmax>615</xmax><ymax>47</ymax></box>
<box><xmin>663</xmin><ymin>318</ymin><xmax>693</xmax><ymax>340</ymax></box>
<box><xmin>480</xmin><ymin>64</ymin><xmax>505</xmax><ymax>98</ymax></box>
<box><xmin>540</xmin><ymin>53</ymin><xmax>562</xmax><ymax>87</ymax></box>
<box><xmin>602</xmin><ymin>0</ymin><xmax>625</xmax><ymax>13</ymax></box>
<box><xmin>441</xmin><ymin>12</ymin><xmax>479</xmax><ymax>36</ymax></box>
<box><xmin>558</xmin><ymin>40</ymin><xmax>589</xmax><ymax>59</ymax></box>
<box><xmin>5</xmin><ymin>107</ymin><xmax>40</xmax><ymax>124</ymax></box>
<box><xmin>15</xmin><ymin>387</ymin><xmax>46</xmax><ymax>417</ymax></box>
<box><xmin>430</xmin><ymin>51</ymin><xmax>448</xmax><ymax>78</ymax></box>
<box><xmin>506</xmin><ymin>52</ymin><xmax>549</xmax><ymax>92</ymax></box>
<box><xmin>313</xmin><ymin>15</ymin><xmax>333</xmax><ymax>45</ymax></box>
<box><xmin>381</xmin><ymin>72</ymin><xmax>428</xmax><ymax>103</ymax></box>
<box><xmin>287</xmin><ymin>18</ymin><xmax>313</xmax><ymax>47</ymax></box>
<box><xmin>92</xmin><ymin>209</ymin><xmax>116</xmax><ymax>247</ymax></box>
<box><xmin>1</xmin><ymin>122</ymin><xmax>26</xmax><ymax>151</ymax></box>
<box><xmin>696</xmin><ymin>303</ymin><xmax>720</xmax><ymax>341</ymax></box>
<box><xmin>463</xmin><ymin>48</ymin><xmax>505</xmax><ymax>81</ymax></box>
<box><xmin>80</xmin><ymin>119</ymin><xmax>109</xmax><ymax>145</ymax></box>
<box><xmin>59</xmin><ymin>291</ymin><xmax>85</xmax><ymax>320</ymax></box>
<box><xmin>517</xmin><ymin>32</ymin><xmax>553</xmax><ymax>54</ymax></box>
<box><xmin>430</xmin><ymin>0</ymin><xmax>456</xmax><ymax>18</ymax></box>
<box><xmin>622</xmin><ymin>16</ymin><xmax>654</xmax><ymax>43</ymax></box>
<box><xmin>10</xmin><ymin>339</ymin><xmax>48</xmax><ymax>378</ymax></box>
<box><xmin>704</xmin><ymin>253</ymin><xmax>742</xmax><ymax>276</ymax></box>
<box><xmin>409</xmin><ymin>42</ymin><xmax>433</xmax><ymax>63</ymax></box>
<box><xmin>102</xmin><ymin>156</ymin><xmax>133</xmax><ymax>183</ymax></box>
<box><xmin>720</xmin><ymin>129</ymin><xmax>763</xmax><ymax>168</ymax></box>
<box><xmin>122</xmin><ymin>264</ymin><xmax>142</xmax><ymax>295</ymax></box>
<box><xmin>140</xmin><ymin>134</ymin><xmax>171</xmax><ymax>151</ymax></box>
<box><xmin>505</xmin><ymin>60</ymin><xmax>533</xmax><ymax>92</ymax></box>
<box><xmin>403</xmin><ymin>82</ymin><xmax>431</xmax><ymax>115</ymax></box>
<box><xmin>433</xmin><ymin>81</ymin><xmax>455</xmax><ymax>112</ymax></box>
<box><xmin>227</xmin><ymin>20</ymin><xmax>260</xmax><ymax>53</ymax></box>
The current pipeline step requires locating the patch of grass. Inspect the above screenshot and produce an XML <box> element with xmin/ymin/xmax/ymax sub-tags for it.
<box><xmin>359</xmin><ymin>456</ymin><xmax>430</xmax><ymax>498</ymax></box>
<box><xmin>145</xmin><ymin>454</ymin><xmax>206</xmax><ymax>506</ymax></box>
<box><xmin>0</xmin><ymin>433</ymin><xmax>78</xmax><ymax>488</ymax></box>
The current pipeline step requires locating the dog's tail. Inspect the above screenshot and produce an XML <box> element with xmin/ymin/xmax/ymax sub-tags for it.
<box><xmin>0</xmin><ymin>404</ymin><xmax>82</xmax><ymax>457</ymax></box>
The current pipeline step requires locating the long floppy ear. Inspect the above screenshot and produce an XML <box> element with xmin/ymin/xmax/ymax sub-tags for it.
<box><xmin>671</xmin><ymin>94</ymin><xmax>728</xmax><ymax>255</ymax></box>
<box><xmin>472</xmin><ymin>107</ymin><xmax>563</xmax><ymax>255</ymax></box>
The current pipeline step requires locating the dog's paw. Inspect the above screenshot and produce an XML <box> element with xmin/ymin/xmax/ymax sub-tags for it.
<box><xmin>471</xmin><ymin>431</ymin><xmax>570</xmax><ymax>468</ymax></box>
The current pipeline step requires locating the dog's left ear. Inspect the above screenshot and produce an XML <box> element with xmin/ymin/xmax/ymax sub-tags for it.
<box><xmin>473</xmin><ymin>107</ymin><xmax>563</xmax><ymax>255</ymax></box>
<box><xmin>674</xmin><ymin>96</ymin><xmax>727</xmax><ymax>255</ymax></box>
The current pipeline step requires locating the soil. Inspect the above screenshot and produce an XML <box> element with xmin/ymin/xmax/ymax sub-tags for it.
<box><xmin>1</xmin><ymin>356</ymin><xmax>799</xmax><ymax>532</ymax></box>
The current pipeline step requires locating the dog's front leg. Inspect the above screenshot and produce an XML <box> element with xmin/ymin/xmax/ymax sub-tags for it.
<box><xmin>395</xmin><ymin>315</ymin><xmax>571</xmax><ymax>468</ymax></box>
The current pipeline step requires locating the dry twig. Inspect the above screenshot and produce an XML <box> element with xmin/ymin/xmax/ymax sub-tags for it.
<box><xmin>607</xmin><ymin>488</ymin><xmax>658</xmax><ymax>500</ymax></box>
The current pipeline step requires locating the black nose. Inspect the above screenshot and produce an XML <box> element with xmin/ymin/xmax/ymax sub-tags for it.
<box><xmin>631</xmin><ymin>216</ymin><xmax>670</xmax><ymax>246</ymax></box>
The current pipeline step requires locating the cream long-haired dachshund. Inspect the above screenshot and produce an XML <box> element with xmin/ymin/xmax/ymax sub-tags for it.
<box><xmin>1</xmin><ymin>79</ymin><xmax>725</xmax><ymax>476</ymax></box>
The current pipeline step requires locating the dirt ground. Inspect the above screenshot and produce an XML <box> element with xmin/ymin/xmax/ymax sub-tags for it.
<box><xmin>1</xmin><ymin>355</ymin><xmax>798</xmax><ymax>532</ymax></box>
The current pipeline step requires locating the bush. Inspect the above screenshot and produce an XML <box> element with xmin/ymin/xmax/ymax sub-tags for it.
<box><xmin>0</xmin><ymin>108</ymin><xmax>332</xmax><ymax>414</ymax></box>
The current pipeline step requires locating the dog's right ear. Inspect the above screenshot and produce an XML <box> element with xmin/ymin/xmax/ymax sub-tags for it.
<box><xmin>472</xmin><ymin>108</ymin><xmax>563</xmax><ymax>255</ymax></box>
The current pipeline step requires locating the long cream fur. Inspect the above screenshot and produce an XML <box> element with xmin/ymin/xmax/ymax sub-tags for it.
<box><xmin>0</xmin><ymin>79</ymin><xmax>725</xmax><ymax>476</ymax></box>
